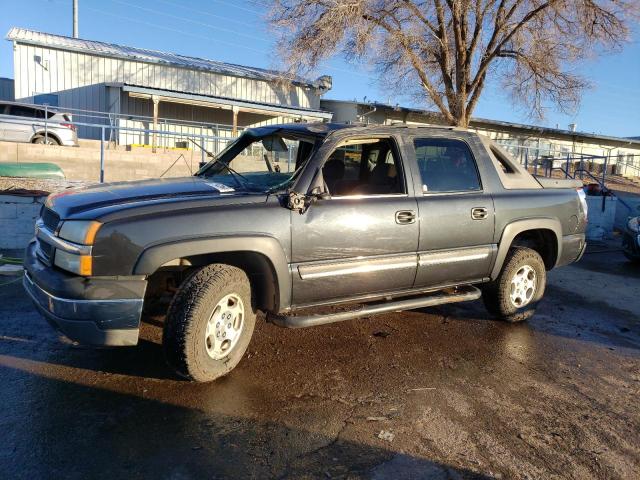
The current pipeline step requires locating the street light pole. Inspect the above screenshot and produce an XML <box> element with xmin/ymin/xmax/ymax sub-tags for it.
<box><xmin>73</xmin><ymin>0</ymin><xmax>78</xmax><ymax>38</ymax></box>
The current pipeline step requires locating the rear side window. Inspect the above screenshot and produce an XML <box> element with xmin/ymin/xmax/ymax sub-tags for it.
<box><xmin>8</xmin><ymin>105</ymin><xmax>37</xmax><ymax>118</ymax></box>
<box><xmin>414</xmin><ymin>138</ymin><xmax>481</xmax><ymax>193</ymax></box>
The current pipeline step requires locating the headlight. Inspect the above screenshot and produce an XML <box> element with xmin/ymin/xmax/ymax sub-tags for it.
<box><xmin>628</xmin><ymin>217</ymin><xmax>639</xmax><ymax>233</ymax></box>
<box><xmin>54</xmin><ymin>250</ymin><xmax>92</xmax><ymax>276</ymax></box>
<box><xmin>58</xmin><ymin>221</ymin><xmax>101</xmax><ymax>245</ymax></box>
<box><xmin>54</xmin><ymin>221</ymin><xmax>100</xmax><ymax>275</ymax></box>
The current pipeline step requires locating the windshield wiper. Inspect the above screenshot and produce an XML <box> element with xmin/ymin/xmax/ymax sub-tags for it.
<box><xmin>189</xmin><ymin>139</ymin><xmax>256</xmax><ymax>190</ymax></box>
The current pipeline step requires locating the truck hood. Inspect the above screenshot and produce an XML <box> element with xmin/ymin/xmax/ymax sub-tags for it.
<box><xmin>46</xmin><ymin>176</ymin><xmax>264</xmax><ymax>218</ymax></box>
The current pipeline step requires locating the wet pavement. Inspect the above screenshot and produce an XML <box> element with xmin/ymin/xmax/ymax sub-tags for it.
<box><xmin>1</xmin><ymin>244</ymin><xmax>639</xmax><ymax>479</ymax></box>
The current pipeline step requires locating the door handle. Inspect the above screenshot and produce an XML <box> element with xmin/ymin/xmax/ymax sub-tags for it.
<box><xmin>395</xmin><ymin>210</ymin><xmax>416</xmax><ymax>224</ymax></box>
<box><xmin>471</xmin><ymin>207</ymin><xmax>489</xmax><ymax>220</ymax></box>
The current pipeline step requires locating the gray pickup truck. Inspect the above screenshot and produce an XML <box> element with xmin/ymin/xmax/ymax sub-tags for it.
<box><xmin>24</xmin><ymin>123</ymin><xmax>588</xmax><ymax>381</ymax></box>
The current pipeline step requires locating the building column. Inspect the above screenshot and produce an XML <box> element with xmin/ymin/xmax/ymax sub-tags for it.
<box><xmin>152</xmin><ymin>95</ymin><xmax>159</xmax><ymax>152</ymax></box>
<box><xmin>232</xmin><ymin>106</ymin><xmax>239</xmax><ymax>137</ymax></box>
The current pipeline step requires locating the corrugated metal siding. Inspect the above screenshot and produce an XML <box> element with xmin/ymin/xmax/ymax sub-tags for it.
<box><xmin>0</xmin><ymin>78</ymin><xmax>14</xmax><ymax>100</ymax></box>
<box><xmin>13</xmin><ymin>42</ymin><xmax>320</xmax><ymax>114</ymax></box>
<box><xmin>12</xmin><ymin>40</ymin><xmax>325</xmax><ymax>140</ymax></box>
<box><xmin>8</xmin><ymin>27</ymin><xmax>323</xmax><ymax>89</ymax></box>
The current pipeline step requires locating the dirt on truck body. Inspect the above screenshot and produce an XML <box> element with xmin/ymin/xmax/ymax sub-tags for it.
<box><xmin>24</xmin><ymin>123</ymin><xmax>587</xmax><ymax>381</ymax></box>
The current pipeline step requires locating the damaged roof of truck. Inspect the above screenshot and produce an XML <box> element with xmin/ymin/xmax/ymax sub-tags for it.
<box><xmin>246</xmin><ymin>122</ymin><xmax>461</xmax><ymax>139</ymax></box>
<box><xmin>245</xmin><ymin>123</ymin><xmax>354</xmax><ymax>138</ymax></box>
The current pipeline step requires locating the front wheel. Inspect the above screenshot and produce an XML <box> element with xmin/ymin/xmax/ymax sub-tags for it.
<box><xmin>482</xmin><ymin>247</ymin><xmax>546</xmax><ymax>323</ymax></box>
<box><xmin>163</xmin><ymin>264</ymin><xmax>256</xmax><ymax>382</ymax></box>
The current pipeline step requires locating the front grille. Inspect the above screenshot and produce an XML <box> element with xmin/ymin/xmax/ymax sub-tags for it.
<box><xmin>35</xmin><ymin>238</ymin><xmax>54</xmax><ymax>266</ymax></box>
<box><xmin>39</xmin><ymin>240</ymin><xmax>54</xmax><ymax>259</ymax></box>
<box><xmin>42</xmin><ymin>207</ymin><xmax>60</xmax><ymax>232</ymax></box>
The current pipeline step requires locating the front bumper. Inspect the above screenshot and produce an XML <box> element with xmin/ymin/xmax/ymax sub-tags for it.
<box><xmin>23</xmin><ymin>242</ymin><xmax>146</xmax><ymax>346</ymax></box>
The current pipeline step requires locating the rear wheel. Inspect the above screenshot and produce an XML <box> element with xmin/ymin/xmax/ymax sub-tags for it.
<box><xmin>33</xmin><ymin>135</ymin><xmax>60</xmax><ymax>145</ymax></box>
<box><xmin>482</xmin><ymin>247</ymin><xmax>546</xmax><ymax>323</ymax></box>
<box><xmin>163</xmin><ymin>264</ymin><xmax>256</xmax><ymax>382</ymax></box>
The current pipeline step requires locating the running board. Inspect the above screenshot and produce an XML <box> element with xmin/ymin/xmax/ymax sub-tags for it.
<box><xmin>268</xmin><ymin>285</ymin><xmax>482</xmax><ymax>328</ymax></box>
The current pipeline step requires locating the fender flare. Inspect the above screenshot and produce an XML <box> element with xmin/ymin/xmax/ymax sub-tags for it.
<box><xmin>491</xmin><ymin>218</ymin><xmax>562</xmax><ymax>280</ymax></box>
<box><xmin>32</xmin><ymin>130</ymin><xmax>62</xmax><ymax>144</ymax></box>
<box><xmin>133</xmin><ymin>235</ymin><xmax>291</xmax><ymax>311</ymax></box>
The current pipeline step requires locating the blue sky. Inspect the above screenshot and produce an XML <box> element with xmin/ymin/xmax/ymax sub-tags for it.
<box><xmin>1</xmin><ymin>0</ymin><xmax>638</xmax><ymax>137</ymax></box>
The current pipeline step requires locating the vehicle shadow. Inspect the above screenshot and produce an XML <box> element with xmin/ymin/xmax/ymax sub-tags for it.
<box><xmin>570</xmin><ymin>249</ymin><xmax>640</xmax><ymax>279</ymax></box>
<box><xmin>420</xmin><ymin>288</ymin><xmax>640</xmax><ymax>353</ymax></box>
<box><xmin>0</xmin><ymin>362</ymin><xmax>492</xmax><ymax>480</ymax></box>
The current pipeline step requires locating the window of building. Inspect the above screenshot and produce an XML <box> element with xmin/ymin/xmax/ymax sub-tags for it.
<box><xmin>414</xmin><ymin>138</ymin><xmax>481</xmax><ymax>193</ymax></box>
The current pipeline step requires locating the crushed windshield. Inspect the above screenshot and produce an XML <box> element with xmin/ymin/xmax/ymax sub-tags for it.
<box><xmin>197</xmin><ymin>130</ymin><xmax>317</xmax><ymax>193</ymax></box>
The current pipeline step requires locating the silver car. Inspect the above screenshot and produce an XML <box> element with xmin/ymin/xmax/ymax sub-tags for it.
<box><xmin>0</xmin><ymin>101</ymin><xmax>78</xmax><ymax>146</ymax></box>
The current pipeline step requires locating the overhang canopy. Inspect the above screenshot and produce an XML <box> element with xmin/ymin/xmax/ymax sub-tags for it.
<box><xmin>115</xmin><ymin>84</ymin><xmax>333</xmax><ymax>122</ymax></box>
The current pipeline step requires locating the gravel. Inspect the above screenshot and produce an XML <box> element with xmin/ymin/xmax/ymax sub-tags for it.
<box><xmin>0</xmin><ymin>176</ymin><xmax>89</xmax><ymax>195</ymax></box>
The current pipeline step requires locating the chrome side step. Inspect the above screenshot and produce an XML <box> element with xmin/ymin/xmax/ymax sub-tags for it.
<box><xmin>268</xmin><ymin>285</ymin><xmax>482</xmax><ymax>328</ymax></box>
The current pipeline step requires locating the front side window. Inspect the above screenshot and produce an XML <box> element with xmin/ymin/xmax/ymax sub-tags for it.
<box><xmin>414</xmin><ymin>138</ymin><xmax>481</xmax><ymax>193</ymax></box>
<box><xmin>322</xmin><ymin>138</ymin><xmax>405</xmax><ymax>196</ymax></box>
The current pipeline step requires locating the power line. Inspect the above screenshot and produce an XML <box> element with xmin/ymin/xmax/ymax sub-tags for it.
<box><xmin>42</xmin><ymin>0</ymin><xmax>374</xmax><ymax>80</ymax></box>
<box><xmin>107</xmin><ymin>0</ymin><xmax>265</xmax><ymax>43</ymax></box>
<box><xmin>156</xmin><ymin>0</ymin><xmax>261</xmax><ymax>28</ymax></box>
<box><xmin>91</xmin><ymin>1</ymin><xmax>372</xmax><ymax>79</ymax></box>
<box><xmin>208</xmin><ymin>0</ymin><xmax>262</xmax><ymax>15</ymax></box>
<box><xmin>84</xmin><ymin>5</ymin><xmax>269</xmax><ymax>55</ymax></box>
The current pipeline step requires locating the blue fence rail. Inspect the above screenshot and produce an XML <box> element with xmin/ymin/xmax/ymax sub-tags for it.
<box><xmin>0</xmin><ymin>116</ymin><xmax>235</xmax><ymax>183</ymax></box>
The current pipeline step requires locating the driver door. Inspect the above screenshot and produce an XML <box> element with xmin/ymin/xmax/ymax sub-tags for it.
<box><xmin>290</xmin><ymin>136</ymin><xmax>419</xmax><ymax>306</ymax></box>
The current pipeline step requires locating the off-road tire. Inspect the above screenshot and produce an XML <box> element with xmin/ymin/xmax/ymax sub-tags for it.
<box><xmin>482</xmin><ymin>247</ymin><xmax>546</xmax><ymax>323</ymax></box>
<box><xmin>163</xmin><ymin>264</ymin><xmax>256</xmax><ymax>382</ymax></box>
<box><xmin>33</xmin><ymin>135</ymin><xmax>61</xmax><ymax>145</ymax></box>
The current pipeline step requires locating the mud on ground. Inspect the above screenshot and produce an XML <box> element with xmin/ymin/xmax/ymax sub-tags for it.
<box><xmin>0</xmin><ymin>244</ymin><xmax>638</xmax><ymax>479</ymax></box>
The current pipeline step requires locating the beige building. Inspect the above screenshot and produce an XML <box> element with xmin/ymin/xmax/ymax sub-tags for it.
<box><xmin>322</xmin><ymin>99</ymin><xmax>640</xmax><ymax>179</ymax></box>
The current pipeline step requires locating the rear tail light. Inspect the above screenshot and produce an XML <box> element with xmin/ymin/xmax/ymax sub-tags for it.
<box><xmin>60</xmin><ymin>122</ymin><xmax>76</xmax><ymax>132</ymax></box>
<box><xmin>577</xmin><ymin>188</ymin><xmax>588</xmax><ymax>221</ymax></box>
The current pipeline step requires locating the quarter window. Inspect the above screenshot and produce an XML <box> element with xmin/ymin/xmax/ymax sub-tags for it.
<box><xmin>414</xmin><ymin>138</ymin><xmax>481</xmax><ymax>193</ymax></box>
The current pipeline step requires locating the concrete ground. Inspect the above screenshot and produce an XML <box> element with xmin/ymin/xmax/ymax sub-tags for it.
<box><xmin>0</xmin><ymin>243</ymin><xmax>638</xmax><ymax>479</ymax></box>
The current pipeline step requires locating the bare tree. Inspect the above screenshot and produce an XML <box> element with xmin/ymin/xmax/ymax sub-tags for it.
<box><xmin>266</xmin><ymin>0</ymin><xmax>638</xmax><ymax>126</ymax></box>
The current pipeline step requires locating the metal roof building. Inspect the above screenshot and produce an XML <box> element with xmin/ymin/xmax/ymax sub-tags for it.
<box><xmin>6</xmin><ymin>27</ymin><xmax>333</xmax><ymax>143</ymax></box>
<box><xmin>322</xmin><ymin>99</ymin><xmax>640</xmax><ymax>178</ymax></box>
